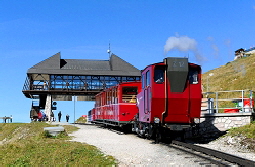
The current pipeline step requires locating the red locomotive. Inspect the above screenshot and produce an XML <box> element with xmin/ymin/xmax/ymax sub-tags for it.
<box><xmin>133</xmin><ymin>57</ymin><xmax>201</xmax><ymax>141</ymax></box>
<box><xmin>89</xmin><ymin>57</ymin><xmax>202</xmax><ymax>142</ymax></box>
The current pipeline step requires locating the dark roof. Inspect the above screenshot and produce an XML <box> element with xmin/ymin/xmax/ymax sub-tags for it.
<box><xmin>27</xmin><ymin>52</ymin><xmax>141</xmax><ymax>76</ymax></box>
<box><xmin>245</xmin><ymin>47</ymin><xmax>255</xmax><ymax>52</ymax></box>
<box><xmin>235</xmin><ymin>48</ymin><xmax>245</xmax><ymax>53</ymax></box>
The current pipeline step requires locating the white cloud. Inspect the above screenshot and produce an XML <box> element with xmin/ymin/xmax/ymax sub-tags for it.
<box><xmin>164</xmin><ymin>35</ymin><xmax>197</xmax><ymax>53</ymax></box>
<box><xmin>164</xmin><ymin>35</ymin><xmax>205</xmax><ymax>63</ymax></box>
<box><xmin>207</xmin><ymin>36</ymin><xmax>220</xmax><ymax>59</ymax></box>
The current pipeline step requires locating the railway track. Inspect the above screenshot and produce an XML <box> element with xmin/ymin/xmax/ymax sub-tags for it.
<box><xmin>106</xmin><ymin>125</ymin><xmax>255</xmax><ymax>166</ymax></box>
<box><xmin>78</xmin><ymin>123</ymin><xmax>255</xmax><ymax>166</ymax></box>
<box><xmin>170</xmin><ymin>140</ymin><xmax>255</xmax><ymax>166</ymax></box>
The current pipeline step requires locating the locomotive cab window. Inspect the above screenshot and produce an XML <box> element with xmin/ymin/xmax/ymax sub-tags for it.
<box><xmin>142</xmin><ymin>74</ymin><xmax>145</xmax><ymax>89</ymax></box>
<box><xmin>122</xmin><ymin>87</ymin><xmax>138</xmax><ymax>103</ymax></box>
<box><xmin>154</xmin><ymin>66</ymin><xmax>165</xmax><ymax>84</ymax></box>
<box><xmin>189</xmin><ymin>70</ymin><xmax>198</xmax><ymax>84</ymax></box>
<box><xmin>146</xmin><ymin>71</ymin><xmax>150</xmax><ymax>87</ymax></box>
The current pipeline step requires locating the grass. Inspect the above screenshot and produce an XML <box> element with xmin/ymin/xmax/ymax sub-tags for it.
<box><xmin>227</xmin><ymin>121</ymin><xmax>255</xmax><ymax>139</ymax></box>
<box><xmin>226</xmin><ymin>121</ymin><xmax>255</xmax><ymax>151</ymax></box>
<box><xmin>75</xmin><ymin>116</ymin><xmax>87</xmax><ymax>123</ymax></box>
<box><xmin>0</xmin><ymin>122</ymin><xmax>116</xmax><ymax>166</ymax></box>
<box><xmin>202</xmin><ymin>53</ymin><xmax>255</xmax><ymax>93</ymax></box>
<box><xmin>202</xmin><ymin>54</ymin><xmax>255</xmax><ymax>150</ymax></box>
<box><xmin>202</xmin><ymin>53</ymin><xmax>255</xmax><ymax>112</ymax></box>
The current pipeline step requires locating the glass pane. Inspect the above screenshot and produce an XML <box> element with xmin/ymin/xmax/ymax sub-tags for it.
<box><xmin>146</xmin><ymin>71</ymin><xmax>150</xmax><ymax>86</ymax></box>
<box><xmin>122</xmin><ymin>87</ymin><xmax>138</xmax><ymax>103</ymax></box>
<box><xmin>154</xmin><ymin>69</ymin><xmax>164</xmax><ymax>83</ymax></box>
<box><xmin>189</xmin><ymin>70</ymin><xmax>198</xmax><ymax>84</ymax></box>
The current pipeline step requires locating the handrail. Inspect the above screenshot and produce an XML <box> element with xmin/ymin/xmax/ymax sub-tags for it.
<box><xmin>202</xmin><ymin>90</ymin><xmax>254</xmax><ymax>114</ymax></box>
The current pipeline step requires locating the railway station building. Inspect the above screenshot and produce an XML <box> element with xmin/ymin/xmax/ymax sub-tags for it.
<box><xmin>22</xmin><ymin>52</ymin><xmax>141</xmax><ymax>121</ymax></box>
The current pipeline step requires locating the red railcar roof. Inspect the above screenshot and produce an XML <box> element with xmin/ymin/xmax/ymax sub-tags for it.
<box><xmin>95</xmin><ymin>81</ymin><xmax>141</xmax><ymax>97</ymax></box>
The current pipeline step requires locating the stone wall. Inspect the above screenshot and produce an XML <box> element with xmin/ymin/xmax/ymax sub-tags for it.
<box><xmin>198</xmin><ymin>112</ymin><xmax>255</xmax><ymax>138</ymax></box>
<box><xmin>185</xmin><ymin>112</ymin><xmax>255</xmax><ymax>139</ymax></box>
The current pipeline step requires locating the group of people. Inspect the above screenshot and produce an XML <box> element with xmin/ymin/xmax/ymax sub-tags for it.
<box><xmin>57</xmin><ymin>111</ymin><xmax>70</xmax><ymax>122</ymax></box>
<box><xmin>50</xmin><ymin>111</ymin><xmax>70</xmax><ymax>122</ymax></box>
<box><xmin>38</xmin><ymin>111</ymin><xmax>47</xmax><ymax>121</ymax></box>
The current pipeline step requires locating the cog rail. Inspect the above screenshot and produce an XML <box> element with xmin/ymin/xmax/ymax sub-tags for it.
<box><xmin>172</xmin><ymin>140</ymin><xmax>255</xmax><ymax>166</ymax></box>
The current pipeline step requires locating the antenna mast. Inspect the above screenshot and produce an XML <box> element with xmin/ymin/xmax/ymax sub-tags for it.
<box><xmin>107</xmin><ymin>40</ymin><xmax>111</xmax><ymax>58</ymax></box>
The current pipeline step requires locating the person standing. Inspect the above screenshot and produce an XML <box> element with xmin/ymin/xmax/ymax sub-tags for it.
<box><xmin>66</xmin><ymin>114</ymin><xmax>70</xmax><ymax>122</ymax></box>
<box><xmin>58</xmin><ymin>111</ymin><xmax>62</xmax><ymax>122</ymax></box>
<box><xmin>50</xmin><ymin>112</ymin><xmax>54</xmax><ymax>122</ymax></box>
<box><xmin>38</xmin><ymin>111</ymin><xmax>42</xmax><ymax>122</ymax></box>
<box><xmin>43</xmin><ymin>81</ymin><xmax>48</xmax><ymax>90</ymax></box>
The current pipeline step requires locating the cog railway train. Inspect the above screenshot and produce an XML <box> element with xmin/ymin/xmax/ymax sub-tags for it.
<box><xmin>88</xmin><ymin>57</ymin><xmax>202</xmax><ymax>141</ymax></box>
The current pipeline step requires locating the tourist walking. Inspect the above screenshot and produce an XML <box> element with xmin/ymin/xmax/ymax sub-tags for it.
<box><xmin>66</xmin><ymin>114</ymin><xmax>70</xmax><ymax>122</ymax></box>
<box><xmin>58</xmin><ymin>111</ymin><xmax>62</xmax><ymax>122</ymax></box>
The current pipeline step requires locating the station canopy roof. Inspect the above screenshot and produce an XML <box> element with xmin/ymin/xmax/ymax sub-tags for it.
<box><xmin>27</xmin><ymin>52</ymin><xmax>141</xmax><ymax>77</ymax></box>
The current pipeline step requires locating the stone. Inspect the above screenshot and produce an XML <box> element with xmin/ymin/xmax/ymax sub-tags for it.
<box><xmin>44</xmin><ymin>126</ymin><xmax>65</xmax><ymax>136</ymax></box>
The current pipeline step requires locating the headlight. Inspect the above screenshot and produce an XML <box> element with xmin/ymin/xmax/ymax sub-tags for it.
<box><xmin>154</xmin><ymin>117</ymin><xmax>160</xmax><ymax>123</ymax></box>
<box><xmin>194</xmin><ymin>118</ymin><xmax>200</xmax><ymax>124</ymax></box>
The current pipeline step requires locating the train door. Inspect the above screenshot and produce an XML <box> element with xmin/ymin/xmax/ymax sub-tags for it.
<box><xmin>138</xmin><ymin>68</ymin><xmax>151</xmax><ymax>123</ymax></box>
<box><xmin>145</xmin><ymin>70</ymin><xmax>151</xmax><ymax>115</ymax></box>
<box><xmin>188</xmin><ymin>66</ymin><xmax>202</xmax><ymax>119</ymax></box>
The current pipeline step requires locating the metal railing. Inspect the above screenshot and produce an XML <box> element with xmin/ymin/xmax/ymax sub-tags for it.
<box><xmin>202</xmin><ymin>90</ymin><xmax>254</xmax><ymax>114</ymax></box>
<box><xmin>22</xmin><ymin>75</ymin><xmax>141</xmax><ymax>92</ymax></box>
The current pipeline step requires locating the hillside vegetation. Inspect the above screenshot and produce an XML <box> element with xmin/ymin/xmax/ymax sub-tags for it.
<box><xmin>202</xmin><ymin>53</ymin><xmax>255</xmax><ymax>92</ymax></box>
<box><xmin>76</xmin><ymin>116</ymin><xmax>87</xmax><ymax>123</ymax></box>
<box><xmin>0</xmin><ymin>123</ymin><xmax>116</xmax><ymax>166</ymax></box>
<box><xmin>202</xmin><ymin>53</ymin><xmax>255</xmax><ymax>150</ymax></box>
<box><xmin>201</xmin><ymin>53</ymin><xmax>255</xmax><ymax>112</ymax></box>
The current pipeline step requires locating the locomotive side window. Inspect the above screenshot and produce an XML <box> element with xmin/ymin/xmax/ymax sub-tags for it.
<box><xmin>154</xmin><ymin>66</ymin><xmax>165</xmax><ymax>84</ymax></box>
<box><xmin>146</xmin><ymin>71</ymin><xmax>150</xmax><ymax>87</ymax></box>
<box><xmin>142</xmin><ymin>74</ymin><xmax>145</xmax><ymax>89</ymax></box>
<box><xmin>122</xmin><ymin>87</ymin><xmax>138</xmax><ymax>103</ymax></box>
<box><xmin>189</xmin><ymin>70</ymin><xmax>198</xmax><ymax>84</ymax></box>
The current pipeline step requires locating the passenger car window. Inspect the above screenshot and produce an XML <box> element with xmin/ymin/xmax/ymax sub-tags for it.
<box><xmin>122</xmin><ymin>87</ymin><xmax>138</xmax><ymax>103</ymax></box>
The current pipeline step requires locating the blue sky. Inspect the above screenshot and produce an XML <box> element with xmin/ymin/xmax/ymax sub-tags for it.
<box><xmin>1</xmin><ymin>1</ymin><xmax>255</xmax><ymax>123</ymax></box>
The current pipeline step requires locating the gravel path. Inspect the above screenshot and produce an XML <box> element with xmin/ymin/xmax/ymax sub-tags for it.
<box><xmin>50</xmin><ymin>122</ymin><xmax>255</xmax><ymax>165</ymax></box>
<box><xmin>67</xmin><ymin>124</ymin><xmax>211</xmax><ymax>166</ymax></box>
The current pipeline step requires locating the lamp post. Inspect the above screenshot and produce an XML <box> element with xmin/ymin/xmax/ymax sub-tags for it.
<box><xmin>207</xmin><ymin>73</ymin><xmax>214</xmax><ymax>92</ymax></box>
<box><xmin>74</xmin><ymin>95</ymin><xmax>76</xmax><ymax>124</ymax></box>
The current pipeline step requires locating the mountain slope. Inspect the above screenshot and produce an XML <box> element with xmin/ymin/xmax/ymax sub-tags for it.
<box><xmin>202</xmin><ymin>53</ymin><xmax>255</xmax><ymax>92</ymax></box>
